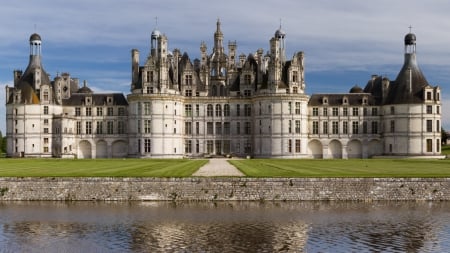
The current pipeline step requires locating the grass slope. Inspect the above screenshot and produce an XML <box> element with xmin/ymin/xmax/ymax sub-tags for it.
<box><xmin>229</xmin><ymin>159</ymin><xmax>450</xmax><ymax>178</ymax></box>
<box><xmin>0</xmin><ymin>159</ymin><xmax>208</xmax><ymax>177</ymax></box>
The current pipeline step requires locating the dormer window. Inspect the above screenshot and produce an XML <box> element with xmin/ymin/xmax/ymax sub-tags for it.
<box><xmin>322</xmin><ymin>96</ymin><xmax>328</xmax><ymax>105</ymax></box>
<box><xmin>362</xmin><ymin>96</ymin><xmax>368</xmax><ymax>105</ymax></box>
<box><xmin>343</xmin><ymin>96</ymin><xmax>348</xmax><ymax>105</ymax></box>
<box><xmin>426</xmin><ymin>91</ymin><xmax>432</xmax><ymax>100</ymax></box>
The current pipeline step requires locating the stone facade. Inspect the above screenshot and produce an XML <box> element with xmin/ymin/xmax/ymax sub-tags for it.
<box><xmin>1</xmin><ymin>177</ymin><xmax>450</xmax><ymax>201</ymax></box>
<box><xmin>5</xmin><ymin>21</ymin><xmax>442</xmax><ymax>158</ymax></box>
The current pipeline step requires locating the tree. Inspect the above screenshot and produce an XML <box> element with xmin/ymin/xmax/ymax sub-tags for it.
<box><xmin>442</xmin><ymin>128</ymin><xmax>448</xmax><ymax>145</ymax></box>
<box><xmin>0</xmin><ymin>130</ymin><xmax>3</xmax><ymax>153</ymax></box>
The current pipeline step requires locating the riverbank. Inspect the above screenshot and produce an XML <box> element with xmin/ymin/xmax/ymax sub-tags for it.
<box><xmin>1</xmin><ymin>177</ymin><xmax>450</xmax><ymax>201</ymax></box>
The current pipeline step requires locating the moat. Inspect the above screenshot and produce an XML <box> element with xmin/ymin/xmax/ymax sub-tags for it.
<box><xmin>0</xmin><ymin>201</ymin><xmax>449</xmax><ymax>252</ymax></box>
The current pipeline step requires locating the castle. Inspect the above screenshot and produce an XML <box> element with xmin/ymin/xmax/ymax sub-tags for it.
<box><xmin>5</xmin><ymin>20</ymin><xmax>442</xmax><ymax>158</ymax></box>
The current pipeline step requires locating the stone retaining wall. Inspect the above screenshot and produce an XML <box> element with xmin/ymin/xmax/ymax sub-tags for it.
<box><xmin>0</xmin><ymin>177</ymin><xmax>449</xmax><ymax>201</ymax></box>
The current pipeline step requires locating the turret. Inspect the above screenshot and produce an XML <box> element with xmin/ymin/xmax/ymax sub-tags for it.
<box><xmin>131</xmin><ymin>49</ymin><xmax>140</xmax><ymax>87</ymax></box>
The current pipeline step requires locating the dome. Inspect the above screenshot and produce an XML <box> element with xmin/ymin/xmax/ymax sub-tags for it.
<box><xmin>77</xmin><ymin>82</ymin><xmax>93</xmax><ymax>94</ymax></box>
<box><xmin>349</xmin><ymin>85</ymin><xmax>363</xmax><ymax>93</ymax></box>
<box><xmin>275</xmin><ymin>28</ymin><xmax>286</xmax><ymax>38</ymax></box>
<box><xmin>404</xmin><ymin>33</ymin><xmax>416</xmax><ymax>45</ymax></box>
<box><xmin>29</xmin><ymin>33</ymin><xmax>41</xmax><ymax>42</ymax></box>
<box><xmin>151</xmin><ymin>29</ymin><xmax>161</xmax><ymax>38</ymax></box>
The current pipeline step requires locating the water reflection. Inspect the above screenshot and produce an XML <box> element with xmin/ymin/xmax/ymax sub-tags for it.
<box><xmin>0</xmin><ymin>201</ymin><xmax>449</xmax><ymax>252</ymax></box>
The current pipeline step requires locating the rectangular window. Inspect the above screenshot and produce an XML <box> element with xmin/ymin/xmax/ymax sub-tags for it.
<box><xmin>86</xmin><ymin>107</ymin><xmax>92</xmax><ymax>116</ymax></box>
<box><xmin>371</xmin><ymin>121</ymin><xmax>378</xmax><ymax>134</ymax></box>
<box><xmin>185</xmin><ymin>89</ymin><xmax>192</xmax><ymax>96</ymax></box>
<box><xmin>207</xmin><ymin>122</ymin><xmax>213</xmax><ymax>135</ymax></box>
<box><xmin>236</xmin><ymin>122</ymin><xmax>241</xmax><ymax>134</ymax></box>
<box><xmin>196</xmin><ymin>140</ymin><xmax>200</xmax><ymax>153</ymax></box>
<box><xmin>137</xmin><ymin>120</ymin><xmax>141</xmax><ymax>133</ymax></box>
<box><xmin>75</xmin><ymin>107</ymin><xmax>81</xmax><ymax>116</ymax></box>
<box><xmin>185</xmin><ymin>140</ymin><xmax>192</xmax><ymax>153</ymax></box>
<box><xmin>236</xmin><ymin>104</ymin><xmax>241</xmax><ymax>117</ymax></box>
<box><xmin>390</xmin><ymin>106</ymin><xmax>395</xmax><ymax>115</ymax></box>
<box><xmin>118</xmin><ymin>107</ymin><xmax>125</xmax><ymax>116</ymax></box>
<box><xmin>332</xmin><ymin>121</ymin><xmax>339</xmax><ymax>134</ymax></box>
<box><xmin>244</xmin><ymin>104</ymin><xmax>252</xmax><ymax>116</ymax></box>
<box><xmin>295</xmin><ymin>139</ymin><xmax>301</xmax><ymax>153</ymax></box>
<box><xmin>185</xmin><ymin>104</ymin><xmax>192</xmax><ymax>117</ymax></box>
<box><xmin>332</xmin><ymin>107</ymin><xmax>338</xmax><ymax>116</ymax></box>
<box><xmin>352</xmin><ymin>107</ymin><xmax>359</xmax><ymax>116</ymax></box>
<box><xmin>363</xmin><ymin>108</ymin><xmax>368</xmax><ymax>116</ymax></box>
<box><xmin>288</xmin><ymin>102</ymin><xmax>292</xmax><ymax>114</ymax></box>
<box><xmin>437</xmin><ymin>106</ymin><xmax>440</xmax><ymax>114</ymax></box>
<box><xmin>288</xmin><ymin>139</ymin><xmax>292</xmax><ymax>153</ymax></box>
<box><xmin>43</xmin><ymin>106</ymin><xmax>49</xmax><ymax>115</ymax></box>
<box><xmin>215</xmin><ymin>122</ymin><xmax>222</xmax><ymax>135</ymax></box>
<box><xmin>427</xmin><ymin>120</ymin><xmax>433</xmax><ymax>132</ymax></box>
<box><xmin>295</xmin><ymin>102</ymin><xmax>301</xmax><ymax>114</ymax></box>
<box><xmin>427</xmin><ymin>139</ymin><xmax>432</xmax><ymax>152</ymax></box>
<box><xmin>224</xmin><ymin>104</ymin><xmax>230</xmax><ymax>117</ymax></box>
<box><xmin>207</xmin><ymin>140</ymin><xmax>214</xmax><ymax>154</ymax></box>
<box><xmin>207</xmin><ymin>105</ymin><xmax>213</xmax><ymax>117</ymax></box>
<box><xmin>363</xmin><ymin>121</ymin><xmax>368</xmax><ymax>134</ymax></box>
<box><xmin>390</xmin><ymin>120</ymin><xmax>395</xmax><ymax>133</ymax></box>
<box><xmin>85</xmin><ymin>121</ymin><xmax>92</xmax><ymax>134</ymax></box>
<box><xmin>107</xmin><ymin>107</ymin><xmax>114</xmax><ymax>116</ymax></box>
<box><xmin>185</xmin><ymin>122</ymin><xmax>192</xmax><ymax>135</ymax></box>
<box><xmin>76</xmin><ymin>121</ymin><xmax>81</xmax><ymax>134</ymax></box>
<box><xmin>312</xmin><ymin>107</ymin><xmax>319</xmax><ymax>116</ymax></box>
<box><xmin>245</xmin><ymin>122</ymin><xmax>251</xmax><ymax>135</ymax></box>
<box><xmin>44</xmin><ymin>138</ymin><xmax>49</xmax><ymax>144</ymax></box>
<box><xmin>312</xmin><ymin>121</ymin><xmax>319</xmax><ymax>134</ymax></box>
<box><xmin>196</xmin><ymin>122</ymin><xmax>200</xmax><ymax>135</ymax></box>
<box><xmin>97</xmin><ymin>107</ymin><xmax>103</xmax><ymax>116</ymax></box>
<box><xmin>352</xmin><ymin>121</ymin><xmax>359</xmax><ymax>134</ymax></box>
<box><xmin>118</xmin><ymin>121</ymin><xmax>125</xmax><ymax>134</ymax></box>
<box><xmin>144</xmin><ymin>120</ymin><xmax>151</xmax><ymax>134</ymax></box>
<box><xmin>107</xmin><ymin>121</ymin><xmax>114</xmax><ymax>134</ymax></box>
<box><xmin>143</xmin><ymin>103</ymin><xmax>151</xmax><ymax>115</ymax></box>
<box><xmin>43</xmin><ymin>147</ymin><xmax>49</xmax><ymax>153</ymax></box>
<box><xmin>144</xmin><ymin>139</ymin><xmax>151</xmax><ymax>153</ymax></box>
<box><xmin>323</xmin><ymin>121</ymin><xmax>328</xmax><ymax>134</ymax></box>
<box><xmin>343</xmin><ymin>107</ymin><xmax>348</xmax><ymax>116</ymax></box>
<box><xmin>44</xmin><ymin>119</ymin><xmax>48</xmax><ymax>125</ymax></box>
<box><xmin>427</xmin><ymin>92</ymin><xmax>432</xmax><ymax>100</ymax></box>
<box><xmin>426</xmin><ymin>105</ymin><xmax>433</xmax><ymax>114</ymax></box>
<box><xmin>195</xmin><ymin>104</ymin><xmax>200</xmax><ymax>116</ymax></box>
<box><xmin>44</xmin><ymin>128</ymin><xmax>49</xmax><ymax>134</ymax></box>
<box><xmin>244</xmin><ymin>90</ymin><xmax>251</xmax><ymax>96</ymax></box>
<box><xmin>372</xmin><ymin>107</ymin><xmax>378</xmax><ymax>116</ymax></box>
<box><xmin>288</xmin><ymin>120</ymin><xmax>292</xmax><ymax>134</ymax></box>
<box><xmin>224</xmin><ymin>122</ymin><xmax>230</xmax><ymax>135</ymax></box>
<box><xmin>322</xmin><ymin>107</ymin><xmax>327</xmax><ymax>116</ymax></box>
<box><xmin>437</xmin><ymin>120</ymin><xmax>440</xmax><ymax>132</ymax></box>
<box><xmin>96</xmin><ymin>121</ymin><xmax>103</xmax><ymax>134</ymax></box>
<box><xmin>244</xmin><ymin>74</ymin><xmax>251</xmax><ymax>85</ymax></box>
<box><xmin>43</xmin><ymin>91</ymin><xmax>49</xmax><ymax>101</ymax></box>
<box><xmin>295</xmin><ymin>120</ymin><xmax>301</xmax><ymax>134</ymax></box>
<box><xmin>343</xmin><ymin>121</ymin><xmax>348</xmax><ymax>134</ymax></box>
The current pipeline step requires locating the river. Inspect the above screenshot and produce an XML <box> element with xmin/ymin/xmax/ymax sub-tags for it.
<box><xmin>0</xmin><ymin>201</ymin><xmax>449</xmax><ymax>252</ymax></box>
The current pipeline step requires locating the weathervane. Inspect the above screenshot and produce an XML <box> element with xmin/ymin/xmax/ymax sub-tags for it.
<box><xmin>409</xmin><ymin>25</ymin><xmax>413</xmax><ymax>33</ymax></box>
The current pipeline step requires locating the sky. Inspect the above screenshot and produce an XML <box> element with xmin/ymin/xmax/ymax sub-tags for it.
<box><xmin>1</xmin><ymin>0</ymin><xmax>449</xmax><ymax>134</ymax></box>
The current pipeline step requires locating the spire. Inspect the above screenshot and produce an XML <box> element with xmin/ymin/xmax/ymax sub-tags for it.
<box><xmin>213</xmin><ymin>18</ymin><xmax>224</xmax><ymax>54</ymax></box>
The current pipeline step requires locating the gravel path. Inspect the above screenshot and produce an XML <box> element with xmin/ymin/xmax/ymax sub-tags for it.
<box><xmin>193</xmin><ymin>159</ymin><xmax>244</xmax><ymax>177</ymax></box>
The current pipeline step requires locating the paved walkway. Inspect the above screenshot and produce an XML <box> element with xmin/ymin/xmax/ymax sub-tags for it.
<box><xmin>193</xmin><ymin>158</ymin><xmax>245</xmax><ymax>177</ymax></box>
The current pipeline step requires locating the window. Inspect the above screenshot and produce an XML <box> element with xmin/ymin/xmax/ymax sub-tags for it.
<box><xmin>427</xmin><ymin>91</ymin><xmax>432</xmax><ymax>100</ymax></box>
<box><xmin>390</xmin><ymin>106</ymin><xmax>395</xmax><ymax>115</ymax></box>
<box><xmin>372</xmin><ymin>108</ymin><xmax>378</xmax><ymax>116</ymax></box>
<box><xmin>332</xmin><ymin>108</ymin><xmax>338</xmax><ymax>116</ymax></box>
<box><xmin>86</xmin><ymin>107</ymin><xmax>92</xmax><ymax>116</ymax></box>
<box><xmin>295</xmin><ymin>139</ymin><xmax>301</xmax><ymax>153</ymax></box>
<box><xmin>118</xmin><ymin>121</ymin><xmax>125</xmax><ymax>134</ymax></box>
<box><xmin>137</xmin><ymin>120</ymin><xmax>141</xmax><ymax>133</ymax></box>
<box><xmin>107</xmin><ymin>107</ymin><xmax>113</xmax><ymax>116</ymax></box>
<box><xmin>295</xmin><ymin>102</ymin><xmax>301</xmax><ymax>114</ymax></box>
<box><xmin>244</xmin><ymin>104</ymin><xmax>252</xmax><ymax>116</ymax></box>
<box><xmin>43</xmin><ymin>147</ymin><xmax>49</xmax><ymax>153</ymax></box>
<box><xmin>196</xmin><ymin>140</ymin><xmax>200</xmax><ymax>153</ymax></box>
<box><xmin>224</xmin><ymin>122</ymin><xmax>230</xmax><ymax>135</ymax></box>
<box><xmin>44</xmin><ymin>138</ymin><xmax>49</xmax><ymax>144</ymax></box>
<box><xmin>352</xmin><ymin>121</ymin><xmax>359</xmax><ymax>134</ymax></box>
<box><xmin>215</xmin><ymin>104</ymin><xmax>222</xmax><ymax>117</ymax></box>
<box><xmin>207</xmin><ymin>104</ymin><xmax>213</xmax><ymax>116</ymax></box>
<box><xmin>293</xmin><ymin>87</ymin><xmax>298</xmax><ymax>94</ymax></box>
<box><xmin>236</xmin><ymin>122</ymin><xmax>241</xmax><ymax>134</ymax></box>
<box><xmin>437</xmin><ymin>120</ymin><xmax>440</xmax><ymax>132</ymax></box>
<box><xmin>390</xmin><ymin>120</ymin><xmax>395</xmax><ymax>133</ymax></box>
<box><xmin>185</xmin><ymin>122</ymin><xmax>192</xmax><ymax>135</ymax></box>
<box><xmin>144</xmin><ymin>103</ymin><xmax>151</xmax><ymax>115</ymax></box>
<box><xmin>371</xmin><ymin>121</ymin><xmax>378</xmax><ymax>134</ymax></box>
<box><xmin>207</xmin><ymin>122</ymin><xmax>213</xmax><ymax>135</ymax></box>
<box><xmin>144</xmin><ymin>120</ymin><xmax>151</xmax><ymax>133</ymax></box>
<box><xmin>288</xmin><ymin>102</ymin><xmax>292</xmax><ymax>114</ymax></box>
<box><xmin>288</xmin><ymin>139</ymin><xmax>292</xmax><ymax>153</ymax></box>
<box><xmin>107</xmin><ymin>121</ymin><xmax>114</xmax><ymax>134</ymax></box>
<box><xmin>195</xmin><ymin>122</ymin><xmax>200</xmax><ymax>135</ymax></box>
<box><xmin>96</xmin><ymin>121</ymin><xmax>103</xmax><ymax>134</ymax></box>
<box><xmin>363</xmin><ymin>108</ymin><xmax>368</xmax><ymax>116</ymax></box>
<box><xmin>185</xmin><ymin>74</ymin><xmax>193</xmax><ymax>85</ymax></box>
<box><xmin>75</xmin><ymin>107</ymin><xmax>81</xmax><ymax>116</ymax></box>
<box><xmin>245</xmin><ymin>122</ymin><xmax>251</xmax><ymax>134</ymax></box>
<box><xmin>323</xmin><ymin>121</ymin><xmax>328</xmax><ymax>134</ymax></box>
<box><xmin>224</xmin><ymin>104</ymin><xmax>230</xmax><ymax>117</ymax></box>
<box><xmin>195</xmin><ymin>104</ymin><xmax>200</xmax><ymax>116</ymax></box>
<box><xmin>244</xmin><ymin>90</ymin><xmax>251</xmax><ymax>97</ymax></box>
<box><xmin>43</xmin><ymin>106</ymin><xmax>49</xmax><ymax>115</ymax></box>
<box><xmin>147</xmin><ymin>71</ymin><xmax>154</xmax><ymax>82</ymax></box>
<box><xmin>343</xmin><ymin>121</ymin><xmax>348</xmax><ymax>134</ymax></box>
<box><xmin>426</xmin><ymin>139</ymin><xmax>432</xmax><ymax>152</ymax></box>
<box><xmin>85</xmin><ymin>121</ymin><xmax>92</xmax><ymax>134</ymax></box>
<box><xmin>76</xmin><ymin>121</ymin><xmax>81</xmax><ymax>134</ymax></box>
<box><xmin>312</xmin><ymin>121</ymin><xmax>319</xmax><ymax>134</ymax></box>
<box><xmin>332</xmin><ymin>121</ymin><xmax>339</xmax><ymax>134</ymax></box>
<box><xmin>363</xmin><ymin>121</ymin><xmax>368</xmax><ymax>134</ymax></box>
<box><xmin>427</xmin><ymin>120</ymin><xmax>433</xmax><ymax>132</ymax></box>
<box><xmin>144</xmin><ymin>139</ymin><xmax>151</xmax><ymax>153</ymax></box>
<box><xmin>352</xmin><ymin>107</ymin><xmax>359</xmax><ymax>116</ymax></box>
<box><xmin>207</xmin><ymin>140</ymin><xmax>214</xmax><ymax>154</ymax></box>
<box><xmin>322</xmin><ymin>107</ymin><xmax>327</xmax><ymax>116</ymax></box>
<box><xmin>43</xmin><ymin>91</ymin><xmax>49</xmax><ymax>101</ymax></box>
<box><xmin>437</xmin><ymin>106</ymin><xmax>440</xmax><ymax>114</ymax></box>
<box><xmin>236</xmin><ymin>104</ymin><xmax>241</xmax><ymax>116</ymax></box>
<box><xmin>185</xmin><ymin>140</ymin><xmax>192</xmax><ymax>153</ymax></box>
<box><xmin>426</xmin><ymin>105</ymin><xmax>433</xmax><ymax>114</ymax></box>
<box><xmin>343</xmin><ymin>107</ymin><xmax>348</xmax><ymax>116</ymax></box>
<box><xmin>97</xmin><ymin>107</ymin><xmax>103</xmax><ymax>116</ymax></box>
<box><xmin>292</xmin><ymin>71</ymin><xmax>298</xmax><ymax>82</ymax></box>
<box><xmin>295</xmin><ymin>120</ymin><xmax>301</xmax><ymax>134</ymax></box>
<box><xmin>288</xmin><ymin>120</ymin><xmax>292</xmax><ymax>133</ymax></box>
<box><xmin>185</xmin><ymin>104</ymin><xmax>192</xmax><ymax>117</ymax></box>
<box><xmin>312</xmin><ymin>108</ymin><xmax>318</xmax><ymax>116</ymax></box>
<box><xmin>118</xmin><ymin>107</ymin><xmax>125</xmax><ymax>116</ymax></box>
<box><xmin>215</xmin><ymin>122</ymin><xmax>222</xmax><ymax>134</ymax></box>
<box><xmin>244</xmin><ymin>74</ymin><xmax>251</xmax><ymax>85</ymax></box>
<box><xmin>185</xmin><ymin>89</ymin><xmax>192</xmax><ymax>96</ymax></box>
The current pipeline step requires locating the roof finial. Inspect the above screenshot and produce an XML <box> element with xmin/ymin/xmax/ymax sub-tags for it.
<box><xmin>155</xmin><ymin>16</ymin><xmax>158</xmax><ymax>28</ymax></box>
<box><xmin>279</xmin><ymin>18</ymin><xmax>282</xmax><ymax>29</ymax></box>
<box><xmin>408</xmin><ymin>25</ymin><xmax>413</xmax><ymax>33</ymax></box>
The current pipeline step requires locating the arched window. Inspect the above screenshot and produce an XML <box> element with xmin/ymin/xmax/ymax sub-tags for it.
<box><xmin>215</xmin><ymin>104</ymin><xmax>222</xmax><ymax>117</ymax></box>
<box><xmin>224</xmin><ymin>104</ymin><xmax>230</xmax><ymax>116</ymax></box>
<box><xmin>207</xmin><ymin>104</ymin><xmax>213</xmax><ymax>116</ymax></box>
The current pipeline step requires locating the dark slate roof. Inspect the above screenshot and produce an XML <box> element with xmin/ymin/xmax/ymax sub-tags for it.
<box><xmin>384</xmin><ymin>53</ymin><xmax>429</xmax><ymax>104</ymax></box>
<box><xmin>308</xmin><ymin>93</ymin><xmax>376</xmax><ymax>106</ymax></box>
<box><xmin>63</xmin><ymin>93</ymin><xmax>128</xmax><ymax>106</ymax></box>
<box><xmin>15</xmin><ymin>55</ymin><xmax>51</xmax><ymax>104</ymax></box>
<box><xmin>363</xmin><ymin>75</ymin><xmax>385</xmax><ymax>104</ymax></box>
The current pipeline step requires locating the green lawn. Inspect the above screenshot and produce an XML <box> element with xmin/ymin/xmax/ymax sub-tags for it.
<box><xmin>0</xmin><ymin>159</ymin><xmax>208</xmax><ymax>177</ymax></box>
<box><xmin>442</xmin><ymin>145</ymin><xmax>450</xmax><ymax>156</ymax></box>
<box><xmin>229</xmin><ymin>159</ymin><xmax>450</xmax><ymax>178</ymax></box>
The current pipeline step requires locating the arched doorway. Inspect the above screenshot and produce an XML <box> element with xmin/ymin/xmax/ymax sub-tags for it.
<box><xmin>96</xmin><ymin>140</ymin><xmax>107</xmax><ymax>158</ymax></box>
<box><xmin>308</xmin><ymin>140</ymin><xmax>323</xmax><ymax>159</ymax></box>
<box><xmin>347</xmin><ymin>139</ymin><xmax>362</xmax><ymax>158</ymax></box>
<box><xmin>329</xmin><ymin>140</ymin><xmax>342</xmax><ymax>158</ymax></box>
<box><xmin>112</xmin><ymin>140</ymin><xmax>128</xmax><ymax>158</ymax></box>
<box><xmin>78</xmin><ymin>140</ymin><xmax>92</xmax><ymax>159</ymax></box>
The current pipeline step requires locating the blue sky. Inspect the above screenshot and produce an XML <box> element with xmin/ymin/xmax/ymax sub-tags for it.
<box><xmin>1</xmin><ymin>0</ymin><xmax>449</xmax><ymax>134</ymax></box>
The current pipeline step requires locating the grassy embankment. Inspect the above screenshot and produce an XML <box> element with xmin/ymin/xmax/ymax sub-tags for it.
<box><xmin>0</xmin><ymin>159</ymin><xmax>208</xmax><ymax>177</ymax></box>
